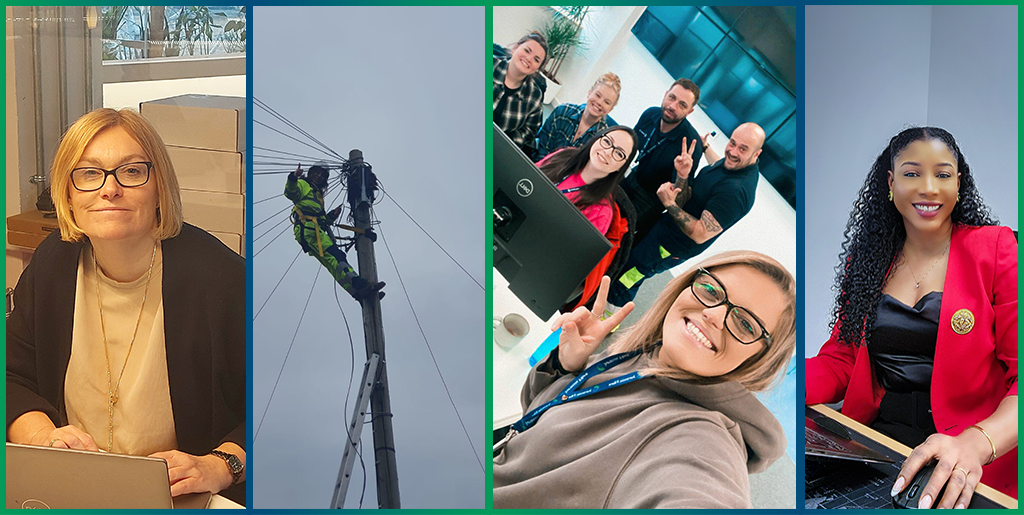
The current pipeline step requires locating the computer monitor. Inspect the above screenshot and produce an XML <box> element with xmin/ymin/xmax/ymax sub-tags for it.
<box><xmin>493</xmin><ymin>123</ymin><xmax>611</xmax><ymax>319</ymax></box>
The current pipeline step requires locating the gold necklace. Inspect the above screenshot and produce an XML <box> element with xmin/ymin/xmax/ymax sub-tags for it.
<box><xmin>94</xmin><ymin>242</ymin><xmax>158</xmax><ymax>452</ymax></box>
<box><xmin>902</xmin><ymin>239</ymin><xmax>950</xmax><ymax>289</ymax></box>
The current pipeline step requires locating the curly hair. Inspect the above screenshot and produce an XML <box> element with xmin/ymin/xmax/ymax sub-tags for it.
<box><xmin>831</xmin><ymin>127</ymin><xmax>997</xmax><ymax>347</ymax></box>
<box><xmin>538</xmin><ymin>125</ymin><xmax>638</xmax><ymax>211</ymax></box>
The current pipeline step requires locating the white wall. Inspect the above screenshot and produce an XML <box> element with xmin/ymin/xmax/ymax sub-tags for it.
<box><xmin>494</xmin><ymin>7</ymin><xmax>797</xmax><ymax>277</ymax></box>
<box><xmin>804</xmin><ymin>5</ymin><xmax>1018</xmax><ymax>355</ymax></box>
<box><xmin>927</xmin><ymin>5</ymin><xmax>1017</xmax><ymax>227</ymax></box>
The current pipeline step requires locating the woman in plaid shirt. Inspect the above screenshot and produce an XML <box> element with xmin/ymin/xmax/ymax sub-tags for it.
<box><xmin>536</xmin><ymin>72</ymin><xmax>622</xmax><ymax>161</ymax></box>
<box><xmin>493</xmin><ymin>32</ymin><xmax>548</xmax><ymax>156</ymax></box>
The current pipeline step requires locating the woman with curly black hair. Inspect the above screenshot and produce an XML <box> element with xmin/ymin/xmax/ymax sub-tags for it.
<box><xmin>806</xmin><ymin>127</ymin><xmax>1018</xmax><ymax>505</ymax></box>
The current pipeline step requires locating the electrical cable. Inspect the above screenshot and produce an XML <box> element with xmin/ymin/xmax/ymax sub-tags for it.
<box><xmin>253</xmin><ymin>193</ymin><xmax>284</xmax><ymax>206</ymax></box>
<box><xmin>254</xmin><ymin>204</ymin><xmax>292</xmax><ymax>230</ymax></box>
<box><xmin>254</xmin><ymin>97</ymin><xmax>348</xmax><ymax>162</ymax></box>
<box><xmin>253</xmin><ymin>249</ymin><xmax>303</xmax><ymax>321</ymax></box>
<box><xmin>332</xmin><ymin>280</ymin><xmax>363</xmax><ymax>509</ymax></box>
<box><xmin>253</xmin><ymin>215</ymin><xmax>290</xmax><ymax>244</ymax></box>
<box><xmin>254</xmin><ymin>266</ymin><xmax>322</xmax><ymax>443</ymax></box>
<box><xmin>253</xmin><ymin>224</ymin><xmax>292</xmax><ymax>258</ymax></box>
<box><xmin>376</xmin><ymin>224</ymin><xmax>485</xmax><ymax>472</ymax></box>
<box><xmin>255</xmin><ymin>119</ymin><xmax>343</xmax><ymax>162</ymax></box>
<box><xmin>378</xmin><ymin>187</ymin><xmax>483</xmax><ymax>291</ymax></box>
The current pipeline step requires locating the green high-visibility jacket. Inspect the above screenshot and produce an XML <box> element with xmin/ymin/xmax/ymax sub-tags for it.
<box><xmin>285</xmin><ymin>174</ymin><xmax>339</xmax><ymax>256</ymax></box>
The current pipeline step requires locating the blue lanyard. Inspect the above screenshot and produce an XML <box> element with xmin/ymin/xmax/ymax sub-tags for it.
<box><xmin>635</xmin><ymin>126</ymin><xmax>665</xmax><ymax>164</ymax></box>
<box><xmin>511</xmin><ymin>349</ymin><xmax>645</xmax><ymax>433</ymax></box>
<box><xmin>556</xmin><ymin>177</ymin><xmax>584</xmax><ymax>194</ymax></box>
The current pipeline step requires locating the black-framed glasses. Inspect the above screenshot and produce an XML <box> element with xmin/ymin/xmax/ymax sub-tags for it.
<box><xmin>71</xmin><ymin>162</ymin><xmax>152</xmax><ymax>192</ymax></box>
<box><xmin>690</xmin><ymin>267</ymin><xmax>772</xmax><ymax>346</ymax></box>
<box><xmin>597</xmin><ymin>135</ymin><xmax>629</xmax><ymax>162</ymax></box>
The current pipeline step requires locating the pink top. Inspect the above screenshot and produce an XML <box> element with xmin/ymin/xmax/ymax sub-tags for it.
<box><xmin>536</xmin><ymin>151</ymin><xmax>613</xmax><ymax>235</ymax></box>
<box><xmin>555</xmin><ymin>173</ymin><xmax>613</xmax><ymax>235</ymax></box>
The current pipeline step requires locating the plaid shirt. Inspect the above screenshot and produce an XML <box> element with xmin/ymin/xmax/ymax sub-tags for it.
<box><xmin>493</xmin><ymin>57</ymin><xmax>544</xmax><ymax>154</ymax></box>
<box><xmin>535</xmin><ymin>102</ymin><xmax>615</xmax><ymax>160</ymax></box>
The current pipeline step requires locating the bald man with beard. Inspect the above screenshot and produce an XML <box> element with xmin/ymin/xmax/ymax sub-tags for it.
<box><xmin>608</xmin><ymin>122</ymin><xmax>766</xmax><ymax>307</ymax></box>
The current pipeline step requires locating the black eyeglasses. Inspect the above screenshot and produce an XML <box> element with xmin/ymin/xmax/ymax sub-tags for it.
<box><xmin>597</xmin><ymin>135</ymin><xmax>629</xmax><ymax>162</ymax></box>
<box><xmin>690</xmin><ymin>268</ymin><xmax>772</xmax><ymax>346</ymax></box>
<box><xmin>71</xmin><ymin>162</ymin><xmax>152</xmax><ymax>192</ymax></box>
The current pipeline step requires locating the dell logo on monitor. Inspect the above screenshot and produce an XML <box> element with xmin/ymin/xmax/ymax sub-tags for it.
<box><xmin>516</xmin><ymin>178</ymin><xmax>534</xmax><ymax>197</ymax></box>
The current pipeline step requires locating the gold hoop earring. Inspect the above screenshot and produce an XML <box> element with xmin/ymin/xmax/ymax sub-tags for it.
<box><xmin>956</xmin><ymin>193</ymin><xmax>960</xmax><ymax>202</ymax></box>
<box><xmin>888</xmin><ymin>190</ymin><xmax>893</xmax><ymax>202</ymax></box>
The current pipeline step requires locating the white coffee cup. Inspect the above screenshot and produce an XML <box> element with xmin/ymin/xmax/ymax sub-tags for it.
<box><xmin>493</xmin><ymin>313</ymin><xmax>530</xmax><ymax>349</ymax></box>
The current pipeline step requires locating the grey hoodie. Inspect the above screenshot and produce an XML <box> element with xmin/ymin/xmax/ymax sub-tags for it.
<box><xmin>493</xmin><ymin>348</ymin><xmax>785</xmax><ymax>509</ymax></box>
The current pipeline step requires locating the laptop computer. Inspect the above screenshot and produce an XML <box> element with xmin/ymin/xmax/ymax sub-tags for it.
<box><xmin>805</xmin><ymin>412</ymin><xmax>894</xmax><ymax>464</ymax></box>
<box><xmin>6</xmin><ymin>443</ymin><xmax>212</xmax><ymax>509</ymax></box>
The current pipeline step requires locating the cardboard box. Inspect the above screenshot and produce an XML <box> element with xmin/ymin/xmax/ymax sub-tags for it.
<box><xmin>7</xmin><ymin>231</ymin><xmax>48</xmax><ymax>249</ymax></box>
<box><xmin>141</xmin><ymin>95</ymin><xmax>246</xmax><ymax>152</ymax></box>
<box><xmin>167</xmin><ymin>146</ymin><xmax>245</xmax><ymax>194</ymax></box>
<box><xmin>181</xmin><ymin>189</ymin><xmax>245</xmax><ymax>235</ymax></box>
<box><xmin>7</xmin><ymin>210</ymin><xmax>60</xmax><ymax>249</ymax></box>
<box><xmin>209</xmin><ymin>231</ymin><xmax>243</xmax><ymax>257</ymax></box>
<box><xmin>7</xmin><ymin>209</ymin><xmax>60</xmax><ymax>236</ymax></box>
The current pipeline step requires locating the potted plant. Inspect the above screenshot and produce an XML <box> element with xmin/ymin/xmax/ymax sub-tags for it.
<box><xmin>539</xmin><ymin>6</ymin><xmax>589</xmax><ymax>104</ymax></box>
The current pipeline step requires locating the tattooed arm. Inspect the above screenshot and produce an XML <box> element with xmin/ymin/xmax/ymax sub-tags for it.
<box><xmin>656</xmin><ymin>182</ymin><xmax>724</xmax><ymax>244</ymax></box>
<box><xmin>664</xmin><ymin>205</ymin><xmax>723</xmax><ymax>244</ymax></box>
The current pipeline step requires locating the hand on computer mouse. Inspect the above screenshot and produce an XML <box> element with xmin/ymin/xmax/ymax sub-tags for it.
<box><xmin>891</xmin><ymin>432</ymin><xmax>986</xmax><ymax>509</ymax></box>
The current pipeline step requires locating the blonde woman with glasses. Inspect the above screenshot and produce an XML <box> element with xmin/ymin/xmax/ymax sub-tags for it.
<box><xmin>7</xmin><ymin>108</ymin><xmax>247</xmax><ymax>504</ymax></box>
<box><xmin>494</xmin><ymin>251</ymin><xmax>796</xmax><ymax>508</ymax></box>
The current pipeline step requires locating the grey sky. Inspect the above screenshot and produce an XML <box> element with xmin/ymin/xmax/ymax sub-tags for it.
<box><xmin>251</xmin><ymin>7</ymin><xmax>484</xmax><ymax>509</ymax></box>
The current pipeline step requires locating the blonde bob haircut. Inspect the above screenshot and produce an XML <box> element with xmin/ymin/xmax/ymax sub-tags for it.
<box><xmin>51</xmin><ymin>108</ymin><xmax>183</xmax><ymax>242</ymax></box>
<box><xmin>609</xmin><ymin>250</ymin><xmax>796</xmax><ymax>392</ymax></box>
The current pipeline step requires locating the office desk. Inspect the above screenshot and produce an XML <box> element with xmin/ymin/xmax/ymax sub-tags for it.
<box><xmin>209</xmin><ymin>495</ymin><xmax>244</xmax><ymax>509</ymax></box>
<box><xmin>806</xmin><ymin>404</ymin><xmax>1016</xmax><ymax>509</ymax></box>
<box><xmin>492</xmin><ymin>270</ymin><xmax>560</xmax><ymax>430</ymax></box>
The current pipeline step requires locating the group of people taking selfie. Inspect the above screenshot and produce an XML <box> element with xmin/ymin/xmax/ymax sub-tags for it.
<box><xmin>493</xmin><ymin>30</ymin><xmax>1016</xmax><ymax>509</ymax></box>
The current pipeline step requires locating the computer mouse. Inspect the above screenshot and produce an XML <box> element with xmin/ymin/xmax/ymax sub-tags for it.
<box><xmin>892</xmin><ymin>462</ymin><xmax>947</xmax><ymax>509</ymax></box>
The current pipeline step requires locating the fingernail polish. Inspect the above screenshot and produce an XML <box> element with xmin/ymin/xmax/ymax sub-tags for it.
<box><xmin>955</xmin><ymin>503</ymin><xmax>966</xmax><ymax>509</ymax></box>
<box><xmin>919</xmin><ymin>494</ymin><xmax>932</xmax><ymax>509</ymax></box>
<box><xmin>890</xmin><ymin>476</ymin><xmax>905</xmax><ymax>497</ymax></box>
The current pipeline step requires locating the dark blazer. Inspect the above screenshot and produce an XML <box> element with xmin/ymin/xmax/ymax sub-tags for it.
<box><xmin>806</xmin><ymin>225</ymin><xmax>1018</xmax><ymax>497</ymax></box>
<box><xmin>7</xmin><ymin>223</ymin><xmax>246</xmax><ymax>497</ymax></box>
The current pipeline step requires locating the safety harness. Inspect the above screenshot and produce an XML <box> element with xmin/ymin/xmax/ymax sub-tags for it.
<box><xmin>290</xmin><ymin>186</ymin><xmax>334</xmax><ymax>257</ymax></box>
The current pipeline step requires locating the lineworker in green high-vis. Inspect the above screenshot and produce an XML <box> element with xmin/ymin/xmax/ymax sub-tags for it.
<box><xmin>285</xmin><ymin>164</ymin><xmax>385</xmax><ymax>302</ymax></box>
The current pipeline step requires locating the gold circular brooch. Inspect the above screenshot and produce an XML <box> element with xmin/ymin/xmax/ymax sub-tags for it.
<box><xmin>951</xmin><ymin>309</ymin><xmax>975</xmax><ymax>335</ymax></box>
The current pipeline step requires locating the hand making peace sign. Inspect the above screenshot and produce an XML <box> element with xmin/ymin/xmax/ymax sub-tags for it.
<box><xmin>550</xmin><ymin>276</ymin><xmax>635</xmax><ymax>373</ymax></box>
<box><xmin>673</xmin><ymin>137</ymin><xmax>698</xmax><ymax>178</ymax></box>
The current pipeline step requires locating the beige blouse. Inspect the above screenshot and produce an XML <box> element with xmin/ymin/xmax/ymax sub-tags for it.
<box><xmin>65</xmin><ymin>243</ymin><xmax>177</xmax><ymax>455</ymax></box>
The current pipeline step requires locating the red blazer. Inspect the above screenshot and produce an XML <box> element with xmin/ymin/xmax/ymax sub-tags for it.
<box><xmin>806</xmin><ymin>225</ymin><xmax>1018</xmax><ymax>498</ymax></box>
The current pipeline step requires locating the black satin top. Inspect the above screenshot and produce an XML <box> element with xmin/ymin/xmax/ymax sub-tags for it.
<box><xmin>868</xmin><ymin>291</ymin><xmax>942</xmax><ymax>393</ymax></box>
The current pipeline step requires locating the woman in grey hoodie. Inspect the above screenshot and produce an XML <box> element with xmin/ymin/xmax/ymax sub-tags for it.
<box><xmin>494</xmin><ymin>250</ymin><xmax>796</xmax><ymax>508</ymax></box>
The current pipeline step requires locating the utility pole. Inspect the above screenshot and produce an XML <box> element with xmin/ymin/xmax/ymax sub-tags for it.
<box><xmin>335</xmin><ymin>149</ymin><xmax>400</xmax><ymax>509</ymax></box>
